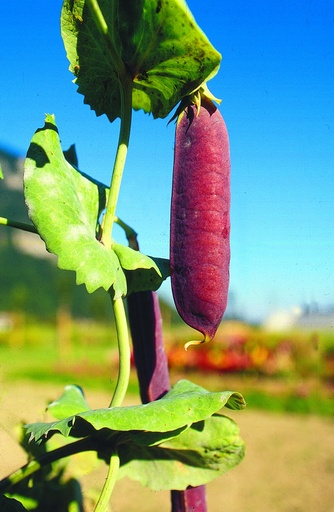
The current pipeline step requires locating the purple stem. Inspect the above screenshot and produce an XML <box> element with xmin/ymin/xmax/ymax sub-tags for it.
<box><xmin>127</xmin><ymin>271</ymin><xmax>208</xmax><ymax>511</ymax></box>
<box><xmin>127</xmin><ymin>289</ymin><xmax>170</xmax><ymax>403</ymax></box>
<box><xmin>171</xmin><ymin>487</ymin><xmax>207</xmax><ymax>512</ymax></box>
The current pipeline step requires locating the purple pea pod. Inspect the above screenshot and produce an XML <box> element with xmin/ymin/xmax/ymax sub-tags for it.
<box><xmin>170</xmin><ymin>96</ymin><xmax>230</xmax><ymax>346</ymax></box>
<box><xmin>127</xmin><ymin>241</ymin><xmax>207</xmax><ymax>510</ymax></box>
<box><xmin>127</xmin><ymin>289</ymin><xmax>170</xmax><ymax>403</ymax></box>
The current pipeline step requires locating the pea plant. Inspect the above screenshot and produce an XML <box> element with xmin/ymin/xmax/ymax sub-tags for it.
<box><xmin>0</xmin><ymin>1</ymin><xmax>245</xmax><ymax>511</ymax></box>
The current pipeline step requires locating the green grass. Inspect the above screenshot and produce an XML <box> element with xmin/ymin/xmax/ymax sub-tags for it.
<box><xmin>0</xmin><ymin>342</ymin><xmax>140</xmax><ymax>397</ymax></box>
<box><xmin>241</xmin><ymin>389</ymin><xmax>334</xmax><ymax>416</ymax></box>
<box><xmin>1</xmin><ymin>320</ymin><xmax>333</xmax><ymax>416</ymax></box>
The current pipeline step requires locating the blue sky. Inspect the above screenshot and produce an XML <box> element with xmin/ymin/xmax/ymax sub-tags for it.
<box><xmin>1</xmin><ymin>1</ymin><xmax>333</xmax><ymax>322</ymax></box>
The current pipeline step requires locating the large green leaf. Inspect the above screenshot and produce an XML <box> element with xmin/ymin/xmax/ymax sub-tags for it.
<box><xmin>24</xmin><ymin>115</ymin><xmax>167</xmax><ymax>296</ymax></box>
<box><xmin>26</xmin><ymin>382</ymin><xmax>245</xmax><ymax>491</ymax></box>
<box><xmin>118</xmin><ymin>414</ymin><xmax>245</xmax><ymax>490</ymax></box>
<box><xmin>24</xmin><ymin>114</ymin><xmax>126</xmax><ymax>296</ymax></box>
<box><xmin>25</xmin><ymin>380</ymin><xmax>245</xmax><ymax>443</ymax></box>
<box><xmin>46</xmin><ymin>384</ymin><xmax>188</xmax><ymax>446</ymax></box>
<box><xmin>61</xmin><ymin>0</ymin><xmax>221</xmax><ymax>120</ymax></box>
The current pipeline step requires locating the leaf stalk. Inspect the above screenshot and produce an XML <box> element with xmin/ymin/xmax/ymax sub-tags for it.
<box><xmin>109</xmin><ymin>296</ymin><xmax>131</xmax><ymax>407</ymax></box>
<box><xmin>93</xmin><ymin>451</ymin><xmax>120</xmax><ymax>512</ymax></box>
<box><xmin>0</xmin><ymin>437</ymin><xmax>97</xmax><ymax>493</ymax></box>
<box><xmin>0</xmin><ymin>216</ymin><xmax>37</xmax><ymax>234</ymax></box>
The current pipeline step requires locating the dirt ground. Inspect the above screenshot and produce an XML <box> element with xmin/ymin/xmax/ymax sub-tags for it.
<box><xmin>0</xmin><ymin>382</ymin><xmax>333</xmax><ymax>512</ymax></box>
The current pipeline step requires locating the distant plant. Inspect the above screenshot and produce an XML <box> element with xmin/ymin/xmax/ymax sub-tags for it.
<box><xmin>0</xmin><ymin>1</ymin><xmax>245</xmax><ymax>510</ymax></box>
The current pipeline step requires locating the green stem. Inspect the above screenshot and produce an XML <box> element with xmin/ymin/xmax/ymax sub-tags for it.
<box><xmin>0</xmin><ymin>216</ymin><xmax>37</xmax><ymax>234</ymax></box>
<box><xmin>94</xmin><ymin>451</ymin><xmax>120</xmax><ymax>512</ymax></box>
<box><xmin>101</xmin><ymin>77</ymin><xmax>132</xmax><ymax>249</ymax></box>
<box><xmin>0</xmin><ymin>437</ymin><xmax>96</xmax><ymax>493</ymax></box>
<box><xmin>86</xmin><ymin>0</ymin><xmax>133</xmax><ymax>249</ymax></box>
<box><xmin>109</xmin><ymin>297</ymin><xmax>131</xmax><ymax>407</ymax></box>
<box><xmin>0</xmin><ymin>459</ymin><xmax>42</xmax><ymax>491</ymax></box>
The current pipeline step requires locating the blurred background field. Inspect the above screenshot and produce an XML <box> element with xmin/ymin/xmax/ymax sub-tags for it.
<box><xmin>1</xmin><ymin>311</ymin><xmax>333</xmax><ymax>417</ymax></box>
<box><xmin>0</xmin><ymin>313</ymin><xmax>333</xmax><ymax>512</ymax></box>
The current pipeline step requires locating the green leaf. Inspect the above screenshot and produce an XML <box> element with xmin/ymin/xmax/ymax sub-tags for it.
<box><xmin>25</xmin><ymin>380</ymin><xmax>245</xmax><ymax>443</ymax></box>
<box><xmin>61</xmin><ymin>0</ymin><xmax>221</xmax><ymax>120</ymax></box>
<box><xmin>24</xmin><ymin>114</ymin><xmax>126</xmax><ymax>296</ymax></box>
<box><xmin>47</xmin><ymin>385</ymin><xmax>90</xmax><ymax>420</ymax></box>
<box><xmin>24</xmin><ymin>115</ymin><xmax>126</xmax><ymax>298</ymax></box>
<box><xmin>24</xmin><ymin>116</ymin><xmax>168</xmax><ymax>296</ymax></box>
<box><xmin>113</xmin><ymin>244</ymin><xmax>170</xmax><ymax>294</ymax></box>
<box><xmin>118</xmin><ymin>414</ymin><xmax>245</xmax><ymax>490</ymax></box>
<box><xmin>47</xmin><ymin>386</ymin><xmax>188</xmax><ymax>446</ymax></box>
<box><xmin>0</xmin><ymin>163</ymin><xmax>3</xmax><ymax>179</ymax></box>
<box><xmin>127</xmin><ymin>426</ymin><xmax>189</xmax><ymax>447</ymax></box>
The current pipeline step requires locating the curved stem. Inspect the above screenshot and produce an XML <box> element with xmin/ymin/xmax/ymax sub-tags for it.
<box><xmin>0</xmin><ymin>216</ymin><xmax>37</xmax><ymax>234</ymax></box>
<box><xmin>109</xmin><ymin>297</ymin><xmax>131</xmax><ymax>407</ymax></box>
<box><xmin>94</xmin><ymin>451</ymin><xmax>120</xmax><ymax>512</ymax></box>
<box><xmin>101</xmin><ymin>76</ymin><xmax>133</xmax><ymax>249</ymax></box>
<box><xmin>0</xmin><ymin>437</ymin><xmax>97</xmax><ymax>493</ymax></box>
